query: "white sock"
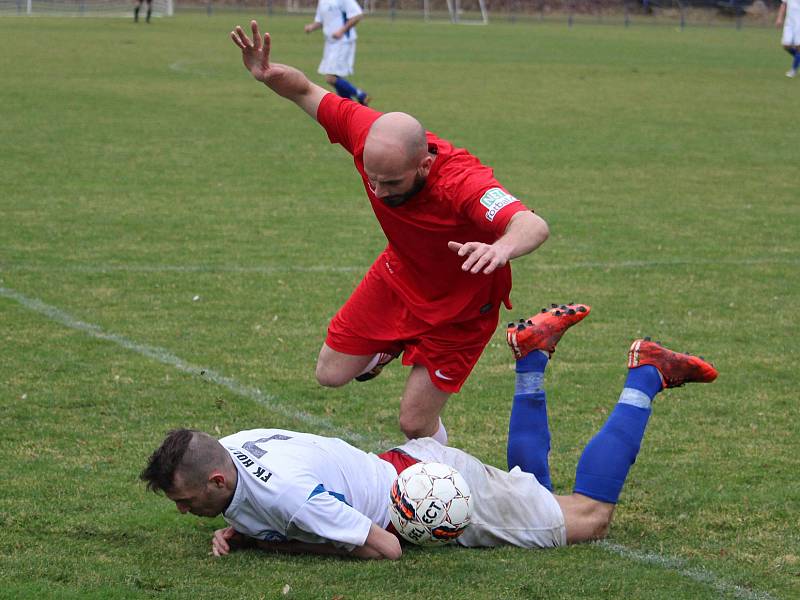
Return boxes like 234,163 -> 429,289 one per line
356,353 -> 381,377
430,418 -> 448,446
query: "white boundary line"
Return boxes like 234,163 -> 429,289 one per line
597,542 -> 777,600
0,284 -> 779,600
0,285 -> 396,450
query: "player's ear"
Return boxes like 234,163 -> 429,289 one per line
418,154 -> 434,177
209,472 -> 226,488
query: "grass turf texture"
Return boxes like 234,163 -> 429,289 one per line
1,12 -> 798,600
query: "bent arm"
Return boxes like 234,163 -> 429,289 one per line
333,14 -> 363,38
449,210 -> 549,275
249,525 -> 401,560
214,522 -> 401,560
260,64 -> 329,119
495,210 -> 549,261
349,524 -> 402,560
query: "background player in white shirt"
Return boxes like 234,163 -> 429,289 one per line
304,0 -> 370,104
776,0 -> 800,77
140,305 -> 717,559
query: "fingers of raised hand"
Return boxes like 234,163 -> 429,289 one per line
231,25 -> 253,50
250,20 -> 262,50
261,33 -> 271,66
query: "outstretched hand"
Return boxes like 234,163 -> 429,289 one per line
448,240 -> 512,275
230,20 -> 277,84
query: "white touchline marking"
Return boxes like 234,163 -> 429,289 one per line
168,59 -> 217,77
597,541 -> 777,600
0,285 -> 779,599
0,285 -> 397,450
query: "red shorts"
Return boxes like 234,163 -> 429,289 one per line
378,448 -> 421,474
378,449 -> 421,539
325,269 -> 500,393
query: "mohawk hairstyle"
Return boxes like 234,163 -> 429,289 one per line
140,429 -> 196,494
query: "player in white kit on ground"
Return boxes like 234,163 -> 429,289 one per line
140,304 -> 717,559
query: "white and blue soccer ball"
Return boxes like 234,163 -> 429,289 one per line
388,462 -> 472,545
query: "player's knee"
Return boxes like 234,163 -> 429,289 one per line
315,362 -> 350,388
561,494 -> 615,544
583,503 -> 614,542
588,510 -> 612,541
398,415 -> 435,440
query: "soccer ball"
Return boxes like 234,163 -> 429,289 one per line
388,462 -> 473,545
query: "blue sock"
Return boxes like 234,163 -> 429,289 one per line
786,47 -> 798,57
793,52 -> 800,70
572,365 -> 662,503
507,351 -> 553,491
333,77 -> 358,99
623,365 -> 662,402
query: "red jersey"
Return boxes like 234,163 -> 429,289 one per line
316,94 -> 531,326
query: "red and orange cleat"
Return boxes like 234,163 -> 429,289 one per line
628,338 -> 718,389
506,303 -> 591,360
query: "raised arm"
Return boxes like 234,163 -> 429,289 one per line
230,20 -> 328,120
448,211 -> 549,275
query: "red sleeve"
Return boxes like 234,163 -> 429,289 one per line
316,93 -> 382,156
455,171 -> 531,236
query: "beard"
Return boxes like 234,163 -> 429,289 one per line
380,174 -> 427,208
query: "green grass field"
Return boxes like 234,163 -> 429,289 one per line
1,12 -> 798,600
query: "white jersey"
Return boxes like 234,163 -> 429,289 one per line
220,429 -> 397,550
315,0 -> 362,42
784,0 -> 800,46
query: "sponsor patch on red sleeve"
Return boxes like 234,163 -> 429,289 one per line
479,187 -> 519,222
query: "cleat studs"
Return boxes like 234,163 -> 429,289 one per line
644,336 -> 651,341
507,322 -> 514,328
554,310 -> 562,316
526,319 -> 533,325
560,304 -> 567,309
517,323 -> 526,331
577,306 -> 586,312
567,308 -> 575,315
551,303 -> 558,308
540,308 -> 547,313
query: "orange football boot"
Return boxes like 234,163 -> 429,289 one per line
506,303 -> 591,360
627,338 -> 718,389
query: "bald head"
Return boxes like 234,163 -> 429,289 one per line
365,112 -> 428,171
363,113 -> 433,207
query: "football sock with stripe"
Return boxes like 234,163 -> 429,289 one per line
333,77 -> 358,100
793,52 -> 800,71
507,350 -> 553,491
573,365 -> 662,503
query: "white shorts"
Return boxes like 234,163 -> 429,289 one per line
783,14 -> 800,46
318,39 -> 356,77
396,438 -> 567,549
